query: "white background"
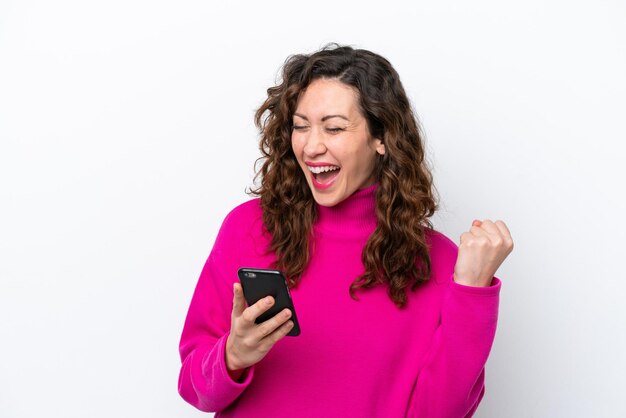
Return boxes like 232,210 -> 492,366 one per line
1,1 -> 625,417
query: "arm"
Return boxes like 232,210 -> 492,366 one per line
177,212 -> 255,412
409,274 -> 501,418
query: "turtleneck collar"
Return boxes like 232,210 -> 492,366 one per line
314,183 -> 378,237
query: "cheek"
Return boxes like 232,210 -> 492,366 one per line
291,134 -> 302,153
354,150 -> 377,178
291,137 -> 309,172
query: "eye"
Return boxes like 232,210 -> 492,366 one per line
326,128 -> 345,133
292,125 -> 308,131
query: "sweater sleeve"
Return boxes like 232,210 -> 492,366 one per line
177,209 -> 255,412
409,274 -> 502,418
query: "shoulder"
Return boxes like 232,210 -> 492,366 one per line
222,198 -> 263,226
424,227 -> 459,285
213,198 -> 264,250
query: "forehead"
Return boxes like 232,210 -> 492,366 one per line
294,78 -> 360,116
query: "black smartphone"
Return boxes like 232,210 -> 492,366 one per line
237,268 -> 301,336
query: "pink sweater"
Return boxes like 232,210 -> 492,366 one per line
178,184 -> 501,417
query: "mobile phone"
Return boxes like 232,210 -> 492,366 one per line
237,268 -> 301,336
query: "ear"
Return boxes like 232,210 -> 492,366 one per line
373,138 -> 385,155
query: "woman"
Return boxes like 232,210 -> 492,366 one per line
178,43 -> 513,417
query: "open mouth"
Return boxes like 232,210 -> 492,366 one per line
308,165 -> 340,188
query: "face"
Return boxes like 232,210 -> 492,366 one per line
291,78 -> 385,207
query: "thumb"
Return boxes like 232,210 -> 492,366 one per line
232,282 -> 246,316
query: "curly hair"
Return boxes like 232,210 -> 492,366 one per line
251,43 -> 439,308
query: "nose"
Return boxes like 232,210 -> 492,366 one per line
302,126 -> 327,157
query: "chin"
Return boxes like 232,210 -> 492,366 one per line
313,195 -> 339,207
309,184 -> 348,207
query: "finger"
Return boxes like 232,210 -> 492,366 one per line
459,231 -> 473,245
260,319 -> 295,348
255,308 -> 292,340
471,219 -> 502,245
472,219 -> 482,227
495,220 -> 514,251
232,283 -> 246,317
241,295 -> 275,324
477,219 -> 502,238
469,221 -> 490,238
494,220 -> 512,238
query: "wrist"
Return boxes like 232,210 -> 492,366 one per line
224,344 -> 247,382
225,338 -> 243,371
453,273 -> 492,287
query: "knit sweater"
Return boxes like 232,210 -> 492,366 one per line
178,184 -> 502,417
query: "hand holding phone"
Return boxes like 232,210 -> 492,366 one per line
238,268 -> 301,337
225,269 -> 300,375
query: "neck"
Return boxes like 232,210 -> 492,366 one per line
314,183 -> 378,237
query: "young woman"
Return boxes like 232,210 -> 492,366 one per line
178,44 -> 513,417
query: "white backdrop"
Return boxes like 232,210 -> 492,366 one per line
1,1 -> 625,417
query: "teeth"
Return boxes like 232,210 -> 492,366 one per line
307,165 -> 340,174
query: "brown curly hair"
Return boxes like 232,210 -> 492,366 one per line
251,43 -> 439,308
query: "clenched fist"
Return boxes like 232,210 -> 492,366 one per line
453,219 -> 514,287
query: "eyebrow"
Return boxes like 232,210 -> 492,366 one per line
293,113 -> 350,122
